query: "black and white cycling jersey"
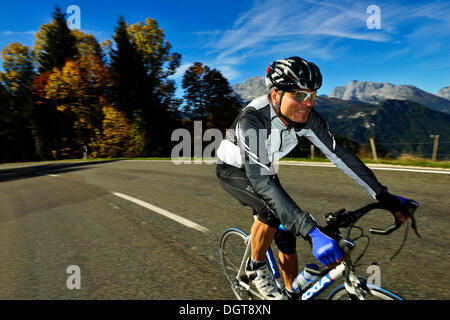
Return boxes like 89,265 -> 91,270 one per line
216,95 -> 384,237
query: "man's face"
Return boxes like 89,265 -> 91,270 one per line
273,89 -> 316,123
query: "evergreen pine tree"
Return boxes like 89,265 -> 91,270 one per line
203,68 -> 241,132
109,16 -> 176,156
182,62 -> 241,134
109,16 -> 148,121
36,6 -> 78,72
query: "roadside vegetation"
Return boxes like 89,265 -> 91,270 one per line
2,154 -> 449,169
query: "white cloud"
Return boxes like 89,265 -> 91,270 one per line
170,61 -> 241,83
196,0 -> 396,76
171,62 -> 194,80
214,65 -> 240,81
379,1 -> 450,61
209,0 -> 391,57
195,0 -> 449,74
82,29 -> 108,41
0,30 -> 36,36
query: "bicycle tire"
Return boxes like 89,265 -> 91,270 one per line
327,283 -> 404,300
219,228 -> 254,300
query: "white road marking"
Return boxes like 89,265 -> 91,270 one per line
122,159 -> 450,174
36,172 -> 59,177
367,167 -> 450,174
279,161 -> 450,174
111,192 -> 209,233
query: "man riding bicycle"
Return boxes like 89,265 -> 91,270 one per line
216,56 -> 414,300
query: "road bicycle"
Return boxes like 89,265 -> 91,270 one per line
219,201 -> 420,300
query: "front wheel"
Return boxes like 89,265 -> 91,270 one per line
327,283 -> 404,300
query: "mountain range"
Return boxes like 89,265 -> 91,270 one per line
329,81 -> 450,114
232,77 -> 450,114
231,78 -> 450,159
320,99 -> 450,159
437,86 -> 450,100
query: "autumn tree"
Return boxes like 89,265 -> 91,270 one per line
71,29 -> 104,61
1,8 -> 185,161
92,105 -> 140,158
45,54 -> 111,153
128,18 -> 182,116
31,7 -> 111,159
129,18 -> 183,156
182,62 -> 241,133
0,82 -> 14,162
29,7 -> 81,159
0,43 -> 36,161
108,17 -> 182,156
1,43 -> 35,92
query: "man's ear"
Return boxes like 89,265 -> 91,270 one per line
270,89 -> 279,105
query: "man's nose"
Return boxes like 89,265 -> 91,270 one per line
301,98 -> 314,108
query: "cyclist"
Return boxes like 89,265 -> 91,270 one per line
216,56 -> 414,300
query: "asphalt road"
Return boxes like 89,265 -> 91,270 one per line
0,160 -> 448,300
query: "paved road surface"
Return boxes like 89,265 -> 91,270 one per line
0,160 -> 448,299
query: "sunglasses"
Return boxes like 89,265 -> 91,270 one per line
289,90 -> 317,103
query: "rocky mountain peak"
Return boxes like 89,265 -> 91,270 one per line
231,78 -> 449,114
328,80 -> 449,113
437,86 -> 450,100
231,77 -> 268,104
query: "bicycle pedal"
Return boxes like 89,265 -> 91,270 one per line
240,274 -> 250,283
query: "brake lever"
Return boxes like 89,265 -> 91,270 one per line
410,212 -> 421,238
405,200 -> 421,238
370,200 -> 420,237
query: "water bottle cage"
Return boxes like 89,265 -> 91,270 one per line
304,266 -> 323,276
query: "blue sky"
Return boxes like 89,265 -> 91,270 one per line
0,0 -> 449,97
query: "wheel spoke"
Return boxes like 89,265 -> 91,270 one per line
219,229 -> 253,300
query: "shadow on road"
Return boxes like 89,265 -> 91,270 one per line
0,160 -> 120,183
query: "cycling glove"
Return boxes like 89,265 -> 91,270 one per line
309,227 -> 343,267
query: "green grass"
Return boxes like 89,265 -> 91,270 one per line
360,158 -> 450,168
2,156 -> 450,169
282,156 -> 450,169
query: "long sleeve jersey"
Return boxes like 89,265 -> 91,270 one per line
216,95 -> 384,237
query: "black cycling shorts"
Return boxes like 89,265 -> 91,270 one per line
216,163 -> 296,255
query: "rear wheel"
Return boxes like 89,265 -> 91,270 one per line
219,228 -> 254,300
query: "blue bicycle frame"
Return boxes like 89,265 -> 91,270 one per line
265,247 -> 345,300
237,202 -> 411,300
264,224 -> 345,300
